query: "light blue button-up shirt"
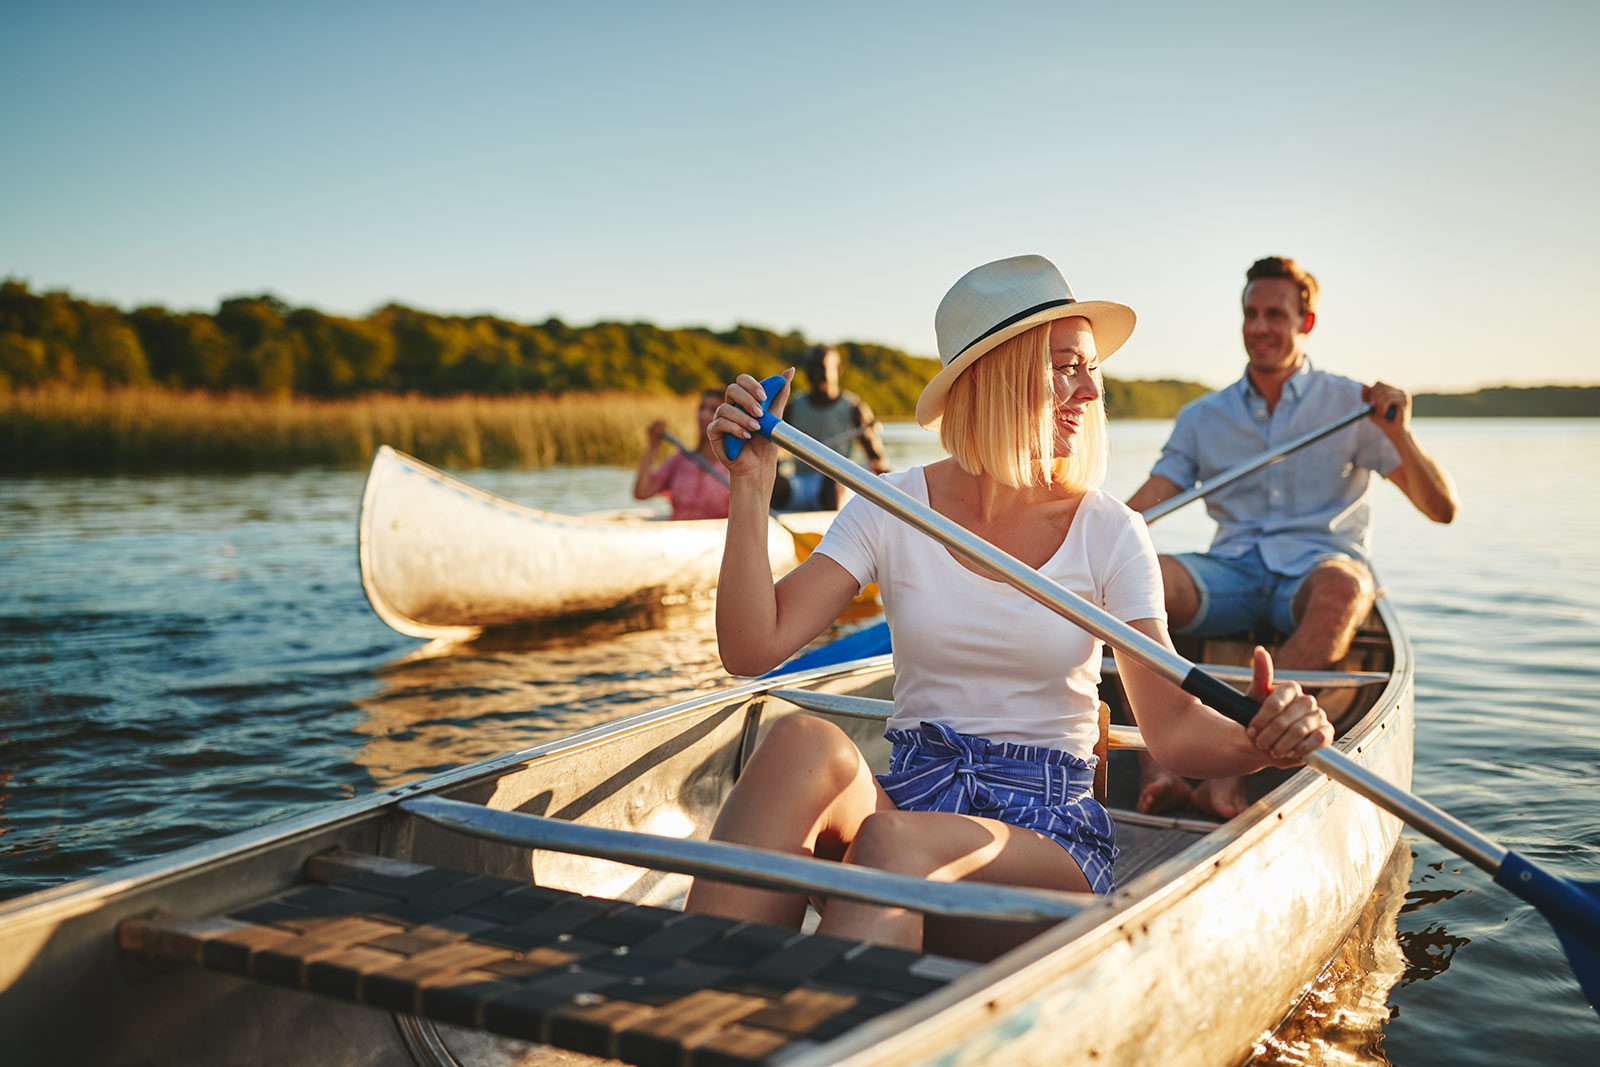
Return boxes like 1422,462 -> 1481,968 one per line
1149,361 -> 1401,574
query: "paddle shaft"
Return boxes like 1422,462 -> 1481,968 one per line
1142,404 -> 1379,523
400,795 -> 1082,923
662,428 -> 832,566
661,430 -> 731,487
666,425 -> 866,488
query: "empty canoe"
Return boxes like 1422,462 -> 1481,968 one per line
359,445 -> 836,640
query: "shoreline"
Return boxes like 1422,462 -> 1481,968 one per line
2,386 -> 690,474
6,385 -> 1596,475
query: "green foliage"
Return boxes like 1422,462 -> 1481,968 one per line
0,280 -> 912,406
1414,386 -> 1600,417
1102,378 -> 1210,420
0,278 -> 1226,421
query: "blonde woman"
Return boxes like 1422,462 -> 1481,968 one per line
687,255 -> 1333,960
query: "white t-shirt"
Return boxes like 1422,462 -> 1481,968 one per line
815,466 -> 1166,759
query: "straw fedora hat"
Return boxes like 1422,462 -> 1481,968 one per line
915,255 -> 1136,429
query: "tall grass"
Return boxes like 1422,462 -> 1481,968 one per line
0,386 -> 699,473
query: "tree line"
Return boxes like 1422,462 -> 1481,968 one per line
0,280 -> 1219,418
6,279 -> 1588,420
0,280 -> 940,415
1414,386 -> 1600,417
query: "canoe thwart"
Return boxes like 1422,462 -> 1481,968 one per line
398,795 -> 1089,923
117,850 -> 976,1066
1097,655 -> 1390,689
769,688 -> 1149,751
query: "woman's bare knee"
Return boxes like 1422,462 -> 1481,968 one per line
844,811 -> 947,878
713,713 -> 880,859
747,714 -> 863,790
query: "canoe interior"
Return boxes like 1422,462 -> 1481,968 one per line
0,607 -> 1408,1067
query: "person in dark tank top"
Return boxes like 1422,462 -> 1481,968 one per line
780,344 -> 890,509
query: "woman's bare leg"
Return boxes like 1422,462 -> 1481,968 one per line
817,809 -> 1090,955
684,714 -> 891,927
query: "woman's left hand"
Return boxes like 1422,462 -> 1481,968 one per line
1244,646 -> 1333,768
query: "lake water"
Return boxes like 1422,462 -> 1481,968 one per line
2,419 -> 1597,1064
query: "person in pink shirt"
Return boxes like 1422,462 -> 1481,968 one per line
633,389 -> 732,520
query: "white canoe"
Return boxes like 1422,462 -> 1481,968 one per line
0,603 -> 1413,1066
359,445 -> 836,640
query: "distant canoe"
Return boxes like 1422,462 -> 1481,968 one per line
359,445 -> 836,640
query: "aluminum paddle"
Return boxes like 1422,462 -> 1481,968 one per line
1142,403 -> 1388,523
725,372 -> 1600,1011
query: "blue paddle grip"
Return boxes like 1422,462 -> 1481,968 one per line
722,374 -> 789,461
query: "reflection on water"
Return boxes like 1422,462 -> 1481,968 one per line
1253,844 -> 1413,1067
352,600 -> 883,789
1396,921 -> 1473,990
353,601 -> 731,788
1394,860 -> 1475,988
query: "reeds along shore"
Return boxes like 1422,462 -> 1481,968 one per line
1,386 -> 697,473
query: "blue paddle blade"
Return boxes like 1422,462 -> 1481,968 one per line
721,373 -> 789,461
1494,851 -> 1600,1012
1552,908 -> 1600,1012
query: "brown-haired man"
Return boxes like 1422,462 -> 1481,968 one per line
1126,256 -> 1458,817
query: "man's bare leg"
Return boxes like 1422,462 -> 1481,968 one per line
1189,558 -> 1374,818
1276,557 -> 1376,671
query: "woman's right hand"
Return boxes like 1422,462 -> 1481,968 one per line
709,369 -> 793,474
1244,646 -> 1334,768
645,419 -> 667,449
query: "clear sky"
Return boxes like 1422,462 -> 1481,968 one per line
4,1 -> 1596,392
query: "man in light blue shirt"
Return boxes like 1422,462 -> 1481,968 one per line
1126,256 -> 1458,817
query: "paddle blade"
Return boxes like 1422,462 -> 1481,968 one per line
1494,850 -> 1600,1012
1552,909 -> 1600,1012
766,620 -> 892,676
722,373 -> 789,461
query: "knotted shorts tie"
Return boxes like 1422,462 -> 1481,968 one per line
876,720 -> 1118,895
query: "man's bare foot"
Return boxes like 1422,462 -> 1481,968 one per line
1190,776 -> 1250,819
1137,754 -> 1193,813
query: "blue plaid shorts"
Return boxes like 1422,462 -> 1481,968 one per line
876,720 -> 1118,895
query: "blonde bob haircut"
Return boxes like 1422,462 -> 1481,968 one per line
938,320 -> 1108,491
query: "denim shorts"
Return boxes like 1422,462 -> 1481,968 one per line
1169,545 -> 1349,636
875,720 -> 1118,895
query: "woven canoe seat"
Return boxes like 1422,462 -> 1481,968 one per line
118,851 -> 976,1066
